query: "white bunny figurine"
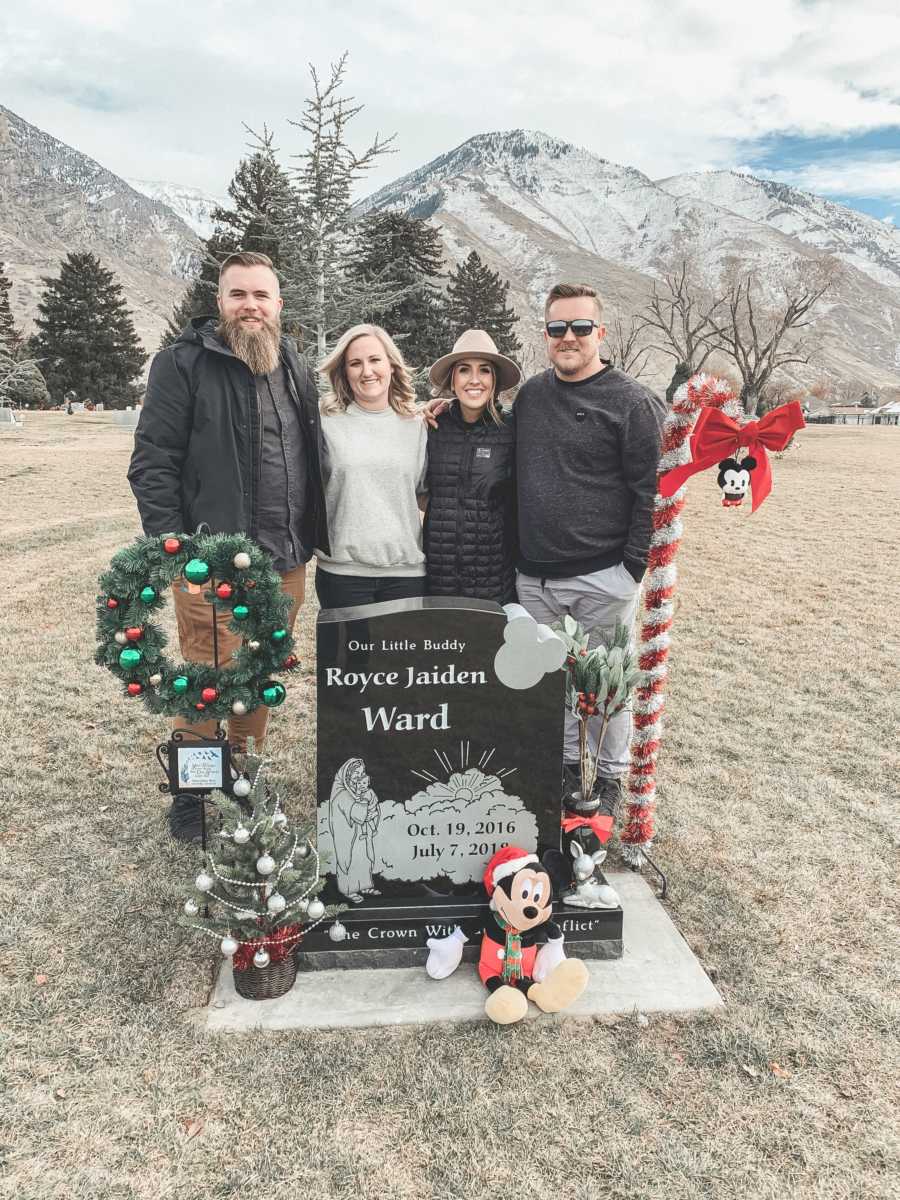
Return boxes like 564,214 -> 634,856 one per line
562,839 -> 621,910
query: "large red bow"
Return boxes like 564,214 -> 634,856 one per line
658,400 -> 805,512
561,812 -> 614,844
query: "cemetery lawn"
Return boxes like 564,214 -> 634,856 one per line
3,412 -> 898,1200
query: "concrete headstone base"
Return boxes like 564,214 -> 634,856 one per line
205,872 -> 723,1032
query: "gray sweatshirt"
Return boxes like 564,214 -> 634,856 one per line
515,366 -> 665,581
315,404 -> 428,578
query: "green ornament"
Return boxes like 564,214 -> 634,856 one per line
270,628 -> 288,643
184,558 -> 210,585
260,681 -> 286,707
119,647 -> 142,669
139,585 -> 157,604
172,675 -> 189,694
232,604 -> 250,621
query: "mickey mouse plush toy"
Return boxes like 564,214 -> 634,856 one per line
425,846 -> 589,1025
717,456 -> 757,507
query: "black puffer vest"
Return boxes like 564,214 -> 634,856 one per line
424,404 -> 516,604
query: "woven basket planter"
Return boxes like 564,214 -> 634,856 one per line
232,953 -> 297,1001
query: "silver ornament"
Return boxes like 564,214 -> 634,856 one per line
256,854 -> 275,876
233,551 -> 251,570
296,842 -> 310,859
273,812 -> 288,829
233,825 -> 250,845
220,935 -> 239,957
114,631 -> 128,645
232,776 -> 252,798
148,673 -> 162,687
328,920 -> 348,943
183,898 -> 199,916
307,898 -> 325,920
231,700 -> 247,716
252,947 -> 270,968
194,872 -> 213,892
248,640 -> 261,652
266,893 -> 287,914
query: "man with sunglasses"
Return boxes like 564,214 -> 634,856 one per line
514,282 -> 665,819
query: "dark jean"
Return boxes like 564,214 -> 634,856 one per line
314,568 -> 426,610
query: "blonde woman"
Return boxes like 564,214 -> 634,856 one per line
424,329 -> 520,603
315,324 -> 428,608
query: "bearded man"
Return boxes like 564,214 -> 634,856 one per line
129,252 -> 328,823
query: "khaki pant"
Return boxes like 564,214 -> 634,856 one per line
171,563 -> 307,752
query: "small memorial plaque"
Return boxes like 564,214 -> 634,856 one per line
166,736 -> 229,793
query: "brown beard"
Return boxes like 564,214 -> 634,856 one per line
218,314 -> 282,376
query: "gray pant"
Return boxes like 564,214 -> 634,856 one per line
516,565 -> 641,774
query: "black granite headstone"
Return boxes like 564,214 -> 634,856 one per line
304,597 -> 622,968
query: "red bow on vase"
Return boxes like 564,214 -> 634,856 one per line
658,400 -> 806,512
561,813 -> 614,844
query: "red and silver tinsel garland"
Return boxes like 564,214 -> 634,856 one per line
620,374 -> 742,866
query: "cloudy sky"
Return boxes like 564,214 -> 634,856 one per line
2,0 -> 899,220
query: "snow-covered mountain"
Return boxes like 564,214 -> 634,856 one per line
0,105 -> 201,350
657,170 -> 900,292
363,130 -> 900,393
127,179 -> 228,240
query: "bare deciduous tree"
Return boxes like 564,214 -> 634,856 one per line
719,262 -> 836,415
604,314 -> 652,379
640,260 -> 727,402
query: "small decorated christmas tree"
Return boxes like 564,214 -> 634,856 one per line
555,617 -> 642,808
180,755 -> 344,997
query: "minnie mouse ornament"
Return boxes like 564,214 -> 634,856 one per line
425,846 -> 589,1025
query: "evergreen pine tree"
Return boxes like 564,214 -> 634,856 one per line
346,211 -> 450,379
445,251 -> 522,357
179,755 -> 345,970
33,252 -> 147,408
0,263 -> 22,356
160,135 -> 292,349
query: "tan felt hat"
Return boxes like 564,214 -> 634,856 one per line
428,328 -> 522,394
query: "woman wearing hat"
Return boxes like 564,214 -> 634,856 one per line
424,330 -> 521,604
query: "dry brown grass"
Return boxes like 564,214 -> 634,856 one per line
2,413 -> 898,1200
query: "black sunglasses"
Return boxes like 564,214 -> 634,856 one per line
545,319 -> 599,338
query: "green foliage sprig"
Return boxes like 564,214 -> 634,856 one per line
555,616 -> 642,801
95,532 -> 298,722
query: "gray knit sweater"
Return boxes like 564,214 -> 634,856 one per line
515,366 -> 665,580
315,404 -> 428,578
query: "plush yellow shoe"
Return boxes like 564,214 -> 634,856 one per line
527,957 -> 589,1013
485,985 -> 529,1025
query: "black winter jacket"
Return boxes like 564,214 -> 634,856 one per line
128,319 -> 329,557
424,404 -> 516,604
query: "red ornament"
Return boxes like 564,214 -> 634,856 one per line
195,702 -> 206,712
106,598 -> 119,610
215,582 -> 234,600
201,687 -> 218,703
282,654 -> 299,670
163,537 -> 181,554
127,682 -> 143,696
125,626 -> 143,641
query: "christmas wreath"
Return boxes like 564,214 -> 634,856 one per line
95,532 -> 298,722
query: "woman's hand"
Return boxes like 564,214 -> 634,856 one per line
422,397 -> 450,429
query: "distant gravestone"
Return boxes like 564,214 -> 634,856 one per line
303,597 -> 623,968
0,407 -> 22,429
